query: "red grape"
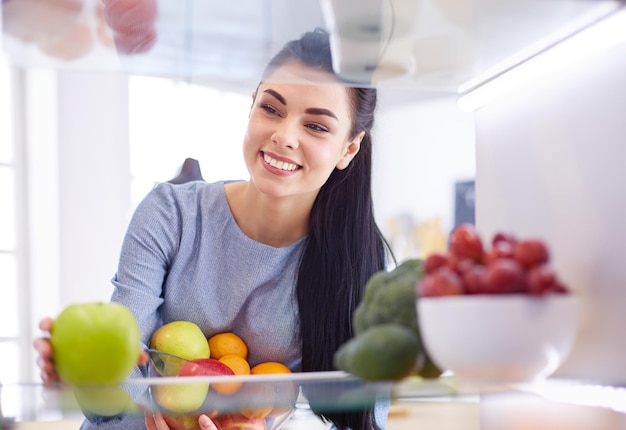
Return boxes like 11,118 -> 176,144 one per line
483,241 -> 514,266
446,253 -> 475,275
463,265 -> 487,294
424,253 -> 448,275
526,264 -> 557,295
484,259 -> 526,294
492,231 -> 518,247
418,268 -> 464,297
450,224 -> 484,263
513,239 -> 550,269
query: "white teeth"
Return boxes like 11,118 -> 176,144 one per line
263,153 -> 299,171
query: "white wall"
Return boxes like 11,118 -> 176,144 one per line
475,25 -> 626,381
373,92 -> 475,260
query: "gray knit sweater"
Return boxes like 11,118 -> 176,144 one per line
79,180 -> 388,429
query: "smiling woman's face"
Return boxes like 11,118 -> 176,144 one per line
242,60 -> 362,202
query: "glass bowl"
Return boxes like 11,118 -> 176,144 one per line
146,350 -> 298,430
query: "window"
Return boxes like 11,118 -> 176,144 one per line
128,76 -> 251,209
0,55 -> 21,384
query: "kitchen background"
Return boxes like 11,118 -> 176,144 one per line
2,2 -> 626,423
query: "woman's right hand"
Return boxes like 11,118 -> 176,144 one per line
33,317 -> 59,384
33,317 -> 150,384
145,412 -> 217,430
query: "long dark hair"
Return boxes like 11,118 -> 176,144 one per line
265,29 -> 391,429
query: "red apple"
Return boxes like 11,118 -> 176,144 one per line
179,358 -> 235,377
179,358 -> 238,397
214,414 -> 266,430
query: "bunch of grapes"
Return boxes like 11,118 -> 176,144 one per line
417,224 -> 570,297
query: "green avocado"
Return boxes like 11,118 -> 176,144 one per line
334,324 -> 421,381
350,258 -> 443,379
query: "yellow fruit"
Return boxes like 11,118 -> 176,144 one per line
250,361 -> 291,375
208,332 -> 248,360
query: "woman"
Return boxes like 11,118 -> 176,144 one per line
34,28 -> 392,430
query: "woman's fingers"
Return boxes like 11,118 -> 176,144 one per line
145,412 -> 157,430
39,317 -> 54,332
33,337 -> 53,359
145,412 -> 217,430
138,350 -> 150,366
198,414 -> 218,430
146,412 -> 173,430
33,336 -> 60,384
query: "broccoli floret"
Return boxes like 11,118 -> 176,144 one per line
354,259 -> 424,336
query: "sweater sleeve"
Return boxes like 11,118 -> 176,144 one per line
110,183 -> 183,348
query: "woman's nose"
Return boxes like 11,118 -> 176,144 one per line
272,119 -> 299,149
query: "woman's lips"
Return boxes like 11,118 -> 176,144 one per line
261,151 -> 302,174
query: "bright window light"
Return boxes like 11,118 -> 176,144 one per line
128,77 -> 251,207
0,55 -> 13,163
457,5 -> 626,112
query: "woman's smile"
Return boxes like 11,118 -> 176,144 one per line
261,151 -> 302,174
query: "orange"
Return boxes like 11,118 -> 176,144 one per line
247,361 -> 293,418
212,354 -> 250,396
219,354 -> 251,376
208,332 -> 248,360
238,385 -> 275,419
250,361 -> 292,375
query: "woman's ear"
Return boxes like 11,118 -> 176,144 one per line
336,131 -> 365,170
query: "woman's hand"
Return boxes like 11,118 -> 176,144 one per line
33,317 -> 59,384
33,317 -> 150,384
145,412 -> 218,430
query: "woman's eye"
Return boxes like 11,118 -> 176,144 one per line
306,123 -> 329,133
261,104 -> 279,115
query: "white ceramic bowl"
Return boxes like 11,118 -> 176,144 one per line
417,294 -> 580,384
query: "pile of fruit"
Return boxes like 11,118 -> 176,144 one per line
417,224 -> 570,297
333,259 -> 442,381
149,322 -> 293,430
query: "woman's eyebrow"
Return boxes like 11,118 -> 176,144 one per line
263,89 -> 338,121
263,89 -> 286,105
305,107 -> 338,121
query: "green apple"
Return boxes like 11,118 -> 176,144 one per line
50,302 -> 141,385
153,380 -> 209,414
149,321 -> 210,361
73,384 -> 139,417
